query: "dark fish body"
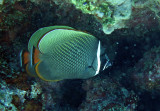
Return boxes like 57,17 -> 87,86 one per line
20,26 -> 110,81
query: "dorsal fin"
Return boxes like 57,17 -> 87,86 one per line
28,26 -> 75,51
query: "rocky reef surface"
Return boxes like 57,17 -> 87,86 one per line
0,0 -> 160,111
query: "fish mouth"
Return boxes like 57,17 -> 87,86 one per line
103,54 -> 112,70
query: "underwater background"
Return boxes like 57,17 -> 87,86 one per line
0,0 -> 160,111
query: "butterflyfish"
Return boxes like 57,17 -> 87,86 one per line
20,26 -> 111,81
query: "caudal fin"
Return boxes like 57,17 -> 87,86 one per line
20,50 -> 29,67
33,47 -> 40,65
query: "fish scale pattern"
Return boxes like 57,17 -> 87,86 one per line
38,29 -> 99,80
52,34 -> 97,77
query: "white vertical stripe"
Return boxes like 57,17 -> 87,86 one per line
95,41 -> 101,75
19,50 -> 23,67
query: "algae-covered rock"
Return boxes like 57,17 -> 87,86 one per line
132,46 -> 160,93
70,0 -> 132,34
0,0 -> 4,5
